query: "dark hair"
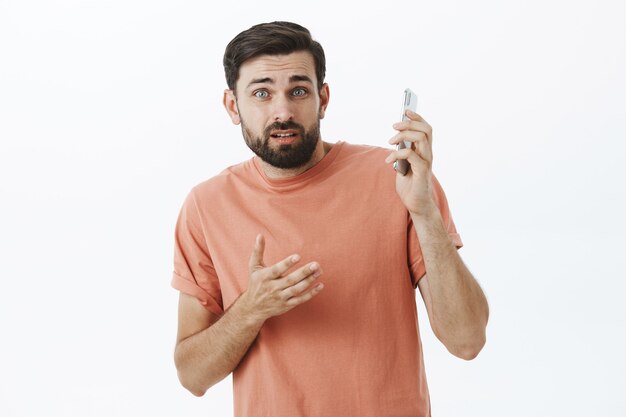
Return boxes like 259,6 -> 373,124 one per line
223,21 -> 326,94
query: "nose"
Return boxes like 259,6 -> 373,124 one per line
271,94 -> 295,122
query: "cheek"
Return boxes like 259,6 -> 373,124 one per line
241,105 -> 267,124
241,113 -> 268,135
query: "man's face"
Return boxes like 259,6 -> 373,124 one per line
224,51 -> 329,169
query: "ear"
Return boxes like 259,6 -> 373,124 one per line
318,83 -> 330,120
223,89 -> 241,125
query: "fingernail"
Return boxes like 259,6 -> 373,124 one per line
292,255 -> 301,262
310,263 -> 318,272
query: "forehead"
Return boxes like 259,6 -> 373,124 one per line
238,51 -> 316,88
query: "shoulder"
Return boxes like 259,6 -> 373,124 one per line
187,158 -> 255,203
335,141 -> 392,168
334,141 -> 394,177
338,142 -> 391,160
323,142 -> 398,197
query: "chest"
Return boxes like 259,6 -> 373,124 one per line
201,174 -> 411,309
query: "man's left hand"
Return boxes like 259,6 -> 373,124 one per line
385,110 -> 436,217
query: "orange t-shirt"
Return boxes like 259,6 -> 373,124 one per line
172,141 -> 462,417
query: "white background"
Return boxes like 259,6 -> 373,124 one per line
1,0 -> 625,416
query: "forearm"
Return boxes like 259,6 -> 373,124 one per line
411,207 -> 489,358
174,295 -> 265,396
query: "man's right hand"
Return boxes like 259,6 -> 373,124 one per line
241,234 -> 324,322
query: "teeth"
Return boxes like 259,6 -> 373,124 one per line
274,133 -> 295,137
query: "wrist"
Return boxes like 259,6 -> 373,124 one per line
409,202 -> 440,223
235,291 -> 267,327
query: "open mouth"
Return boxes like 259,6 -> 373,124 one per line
270,130 -> 299,144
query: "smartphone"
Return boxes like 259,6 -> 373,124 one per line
393,88 -> 418,175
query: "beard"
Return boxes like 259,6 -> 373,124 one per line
241,118 -> 321,169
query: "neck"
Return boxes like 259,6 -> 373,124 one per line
259,140 -> 332,179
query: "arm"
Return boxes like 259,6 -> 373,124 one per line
174,292 -> 264,396
412,209 -> 489,360
386,110 -> 488,360
173,234 -> 324,396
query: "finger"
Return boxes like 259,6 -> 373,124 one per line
385,147 -> 430,166
403,109 -> 426,123
391,120 -> 432,144
266,253 -> 302,279
392,120 -> 430,133
285,282 -> 324,307
248,234 -> 266,272
385,141 -> 428,163
392,148 -> 422,164
280,269 -> 321,299
416,137 -> 433,163
388,130 -> 429,146
276,262 -> 321,291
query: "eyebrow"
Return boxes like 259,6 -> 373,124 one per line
246,74 -> 314,90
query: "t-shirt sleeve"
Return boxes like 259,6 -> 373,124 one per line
171,189 -> 224,316
408,174 -> 463,288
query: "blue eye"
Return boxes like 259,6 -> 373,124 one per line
292,88 -> 307,97
254,90 -> 269,98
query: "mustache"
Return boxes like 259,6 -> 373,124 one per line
263,121 -> 306,138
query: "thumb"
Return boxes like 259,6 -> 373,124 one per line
248,233 -> 265,273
